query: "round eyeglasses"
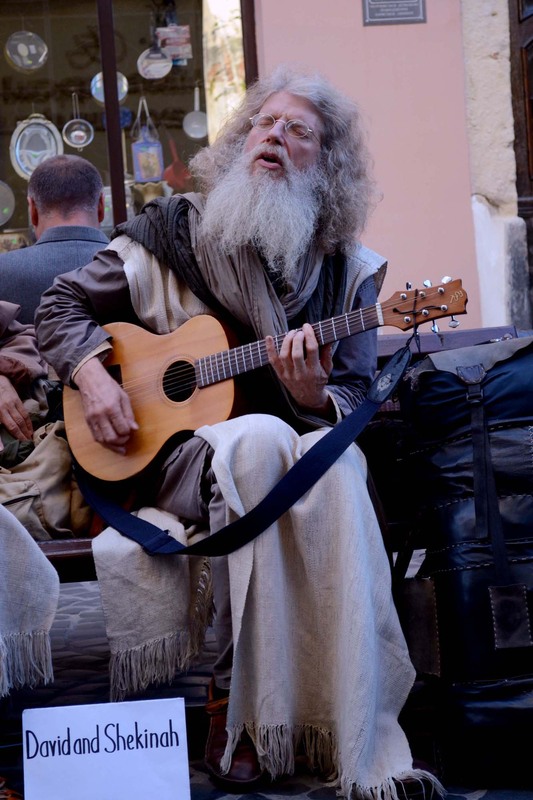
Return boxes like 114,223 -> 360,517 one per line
249,113 -> 319,141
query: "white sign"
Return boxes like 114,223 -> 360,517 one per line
23,697 -> 190,800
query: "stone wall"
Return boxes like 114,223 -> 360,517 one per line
461,0 -> 531,327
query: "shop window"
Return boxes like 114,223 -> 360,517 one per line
0,0 -> 256,251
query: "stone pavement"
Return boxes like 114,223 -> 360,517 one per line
1,582 -> 531,799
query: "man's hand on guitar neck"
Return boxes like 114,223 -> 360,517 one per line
74,357 -> 139,454
266,323 -> 336,420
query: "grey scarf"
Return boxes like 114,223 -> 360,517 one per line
114,193 -> 346,336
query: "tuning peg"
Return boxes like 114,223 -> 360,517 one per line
441,276 -> 452,284
405,281 -> 412,290
449,316 -> 460,328
423,279 -> 432,288
431,321 -> 440,334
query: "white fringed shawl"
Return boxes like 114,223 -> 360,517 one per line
196,414 -> 441,800
0,504 -> 59,696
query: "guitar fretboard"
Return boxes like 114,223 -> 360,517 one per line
195,303 -> 383,388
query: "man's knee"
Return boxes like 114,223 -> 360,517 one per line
235,414 -> 301,470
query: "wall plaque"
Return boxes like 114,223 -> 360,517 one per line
363,0 -> 426,26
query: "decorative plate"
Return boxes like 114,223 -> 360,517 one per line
137,46 -> 173,80
90,72 -> 129,106
5,31 -> 48,72
0,182 -> 15,226
9,113 -> 63,180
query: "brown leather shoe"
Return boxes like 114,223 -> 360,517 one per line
0,776 -> 23,799
204,680 -> 265,792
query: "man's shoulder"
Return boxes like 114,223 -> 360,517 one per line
346,244 -> 388,296
0,226 -> 109,265
37,226 -> 109,247
349,244 -> 387,272
0,243 -> 38,265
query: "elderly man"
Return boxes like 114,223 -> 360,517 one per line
0,154 -> 108,324
36,66 -> 442,799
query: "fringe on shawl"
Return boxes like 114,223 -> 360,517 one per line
109,557 -> 213,701
221,724 -> 445,800
221,723 -> 338,780
349,770 -> 446,800
0,631 -> 54,697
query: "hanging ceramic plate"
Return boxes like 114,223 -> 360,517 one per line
5,31 -> 48,73
9,113 -> 63,180
0,182 -> 15,227
90,72 -> 129,106
137,46 -> 173,80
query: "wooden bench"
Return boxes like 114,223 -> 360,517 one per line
36,324 -> 521,582
39,538 -> 97,582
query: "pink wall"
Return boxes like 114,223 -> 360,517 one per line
253,0 -> 482,330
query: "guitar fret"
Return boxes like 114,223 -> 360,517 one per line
216,354 -> 223,382
198,358 -> 207,388
343,313 -> 350,338
359,308 -> 365,331
208,355 -> 215,384
230,348 -> 238,376
207,355 -> 214,385
254,340 -> 262,368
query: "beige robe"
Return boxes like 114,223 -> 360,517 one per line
91,230 -> 443,799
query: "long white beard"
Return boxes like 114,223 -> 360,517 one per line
200,144 -> 325,281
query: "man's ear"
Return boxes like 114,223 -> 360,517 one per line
28,196 -> 39,227
97,192 -> 105,224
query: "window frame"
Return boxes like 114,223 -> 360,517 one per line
95,0 -> 257,226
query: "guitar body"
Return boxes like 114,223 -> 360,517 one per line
63,316 -> 236,482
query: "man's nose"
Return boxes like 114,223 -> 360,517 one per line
265,119 -> 286,142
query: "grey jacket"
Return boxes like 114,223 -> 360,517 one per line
0,226 -> 109,324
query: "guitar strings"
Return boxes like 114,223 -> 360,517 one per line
108,299 -> 419,402
108,296 -> 428,403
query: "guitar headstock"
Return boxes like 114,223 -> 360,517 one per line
381,278 -> 468,331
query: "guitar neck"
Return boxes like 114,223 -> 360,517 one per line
195,303 -> 383,388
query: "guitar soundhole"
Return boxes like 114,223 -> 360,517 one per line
162,360 -> 196,403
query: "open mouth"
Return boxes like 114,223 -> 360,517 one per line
255,149 -> 283,166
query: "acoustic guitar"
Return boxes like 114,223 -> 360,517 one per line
63,279 -> 468,481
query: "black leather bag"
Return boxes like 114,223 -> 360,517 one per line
394,335 -> 533,785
